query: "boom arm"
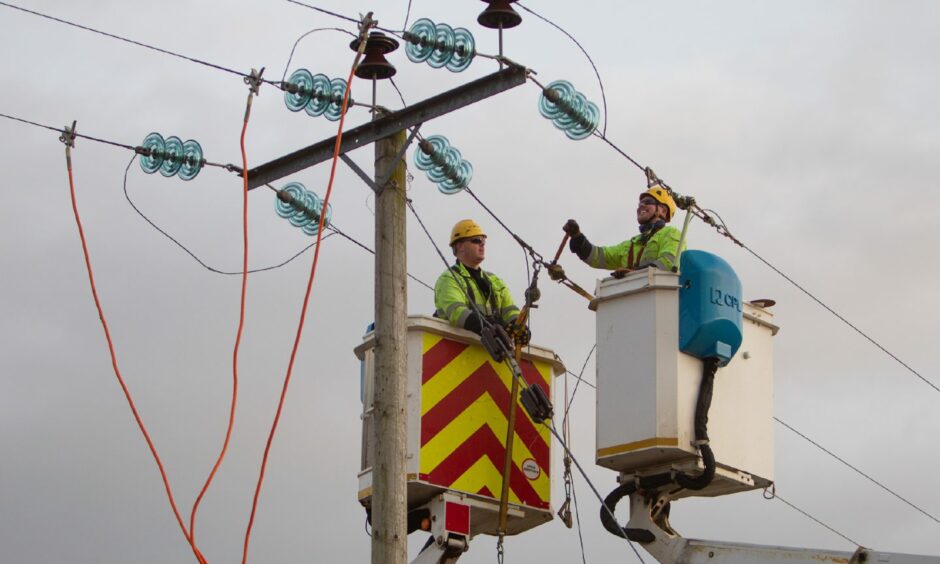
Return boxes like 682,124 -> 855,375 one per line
624,491 -> 940,564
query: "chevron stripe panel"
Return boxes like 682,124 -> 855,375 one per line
419,333 -> 552,509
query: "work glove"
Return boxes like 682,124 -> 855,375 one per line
546,263 -> 566,281
610,268 -> 632,279
563,219 -> 581,237
506,322 -> 531,347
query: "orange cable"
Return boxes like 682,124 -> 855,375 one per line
240,48 -> 366,564
64,147 -> 205,562
188,94 -> 255,562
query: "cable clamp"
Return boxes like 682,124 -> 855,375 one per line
692,439 -> 710,447
59,120 -> 77,148
244,67 -> 265,96
357,11 -> 376,41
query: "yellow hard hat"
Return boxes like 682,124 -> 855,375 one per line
641,186 -> 677,221
450,219 -> 486,245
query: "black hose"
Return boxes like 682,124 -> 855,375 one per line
600,357 -> 721,539
676,357 -> 719,490
599,473 -> 672,540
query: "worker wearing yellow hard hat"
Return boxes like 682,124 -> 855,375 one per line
563,186 -> 685,276
434,219 -> 528,343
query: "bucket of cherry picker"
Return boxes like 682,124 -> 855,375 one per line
593,251 -> 777,499
355,315 -> 565,536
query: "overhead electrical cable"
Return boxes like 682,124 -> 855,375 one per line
280,27 -> 359,83
564,345 -> 596,421
559,98 -> 938,395
58,127 -> 206,563
775,417 -> 940,525
0,1 -> 265,82
768,488 -> 861,547
401,0 -> 414,32
1,111 -> 240,172
123,156 -> 336,274
241,27 -> 370,563
283,0 -> 403,36
516,2 -> 608,136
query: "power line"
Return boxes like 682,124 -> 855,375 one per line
328,224 -> 435,292
284,0 -> 360,25
583,114 -> 936,395
0,1 -> 254,81
544,422 -> 646,563
516,2 -> 608,136
284,0 -> 402,36
744,243 -> 937,394
1,111 -> 239,171
280,27 -> 359,83
555,344 -> 938,536
401,0 -> 414,32
564,345 -> 596,422
123,156 -> 336,275
775,417 -> 939,525
769,489 -> 860,547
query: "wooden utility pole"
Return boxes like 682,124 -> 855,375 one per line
371,125 -> 408,564
239,66 -> 527,564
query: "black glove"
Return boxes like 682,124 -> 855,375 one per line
568,232 -> 592,260
506,322 -> 531,347
563,219 -> 581,237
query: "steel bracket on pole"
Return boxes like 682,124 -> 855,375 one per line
244,65 -> 527,189
341,124 -> 422,195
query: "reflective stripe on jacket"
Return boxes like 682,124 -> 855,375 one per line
584,225 -> 684,271
434,262 -> 520,330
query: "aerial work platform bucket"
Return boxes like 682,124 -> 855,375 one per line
593,262 -> 777,499
355,315 -> 565,536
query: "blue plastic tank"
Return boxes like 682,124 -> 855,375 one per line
678,251 -> 743,366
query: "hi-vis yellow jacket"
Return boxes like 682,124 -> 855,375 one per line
434,262 -> 520,331
582,225 -> 684,271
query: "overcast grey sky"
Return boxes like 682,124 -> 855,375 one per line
2,1 -> 939,562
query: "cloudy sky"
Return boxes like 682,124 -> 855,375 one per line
2,1 -> 939,562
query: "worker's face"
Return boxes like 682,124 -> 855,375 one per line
455,236 -> 486,267
637,196 -> 661,224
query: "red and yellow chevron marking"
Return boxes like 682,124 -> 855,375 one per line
419,333 -> 553,510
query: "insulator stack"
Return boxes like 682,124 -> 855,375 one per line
413,135 -> 473,194
138,132 -> 205,180
538,80 -> 600,140
404,18 -> 476,73
274,181 -> 332,236
351,32 -> 399,80
477,0 -> 522,29
282,69 -> 351,121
